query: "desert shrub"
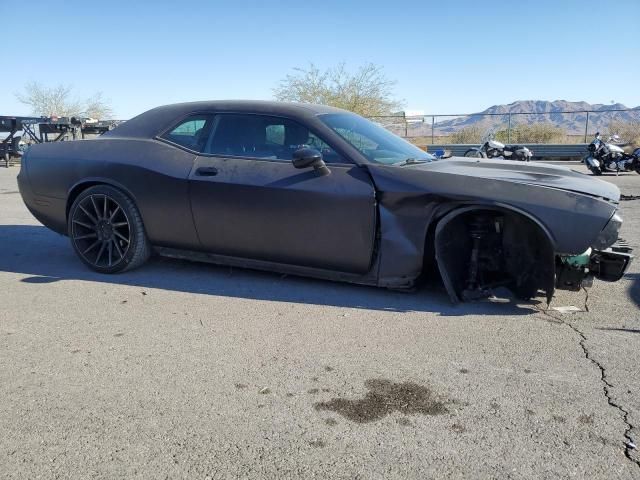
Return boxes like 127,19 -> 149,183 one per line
514,124 -> 565,143
449,123 -> 566,144
494,129 -> 509,143
493,123 -> 566,144
449,125 -> 485,144
606,120 -> 640,146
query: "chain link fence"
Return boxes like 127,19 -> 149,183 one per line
369,108 -> 640,147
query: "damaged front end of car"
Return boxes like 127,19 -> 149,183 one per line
435,207 -> 633,304
435,207 -> 557,303
556,213 -> 633,291
367,158 -> 633,304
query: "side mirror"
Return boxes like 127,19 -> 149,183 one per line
292,148 -> 330,176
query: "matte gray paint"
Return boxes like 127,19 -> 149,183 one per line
18,100 -> 623,294
189,155 -> 376,273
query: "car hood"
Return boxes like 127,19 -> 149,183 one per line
402,157 -> 620,202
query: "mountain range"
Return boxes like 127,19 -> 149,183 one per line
405,100 -> 640,136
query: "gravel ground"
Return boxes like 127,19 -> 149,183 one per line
0,163 -> 639,479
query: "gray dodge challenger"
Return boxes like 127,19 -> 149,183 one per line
18,100 -> 632,303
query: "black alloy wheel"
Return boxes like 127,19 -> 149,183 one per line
68,185 -> 150,273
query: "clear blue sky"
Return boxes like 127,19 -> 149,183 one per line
2,0 -> 638,119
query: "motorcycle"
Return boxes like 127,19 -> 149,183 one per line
583,132 -> 640,175
464,133 -> 533,161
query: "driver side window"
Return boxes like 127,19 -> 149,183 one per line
202,114 -> 346,163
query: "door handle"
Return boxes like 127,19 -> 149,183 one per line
196,166 -> 218,176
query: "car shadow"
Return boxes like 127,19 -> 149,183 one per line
0,224 -> 537,316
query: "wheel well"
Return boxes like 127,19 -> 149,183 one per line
66,182 -> 112,220
430,206 -> 555,303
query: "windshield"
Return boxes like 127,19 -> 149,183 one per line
319,113 -> 433,165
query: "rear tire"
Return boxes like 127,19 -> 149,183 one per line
590,167 -> 602,176
68,185 -> 150,273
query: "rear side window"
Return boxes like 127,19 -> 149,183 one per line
161,115 -> 213,151
202,114 -> 346,163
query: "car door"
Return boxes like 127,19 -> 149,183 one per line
188,112 -> 377,274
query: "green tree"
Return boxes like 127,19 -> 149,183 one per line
274,63 -> 403,117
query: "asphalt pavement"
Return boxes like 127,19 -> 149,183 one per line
1,163 -> 639,479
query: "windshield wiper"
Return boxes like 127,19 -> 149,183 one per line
393,157 -> 427,166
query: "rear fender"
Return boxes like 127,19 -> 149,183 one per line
66,177 -> 139,220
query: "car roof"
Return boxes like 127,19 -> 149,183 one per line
157,100 -> 347,115
104,100 -> 350,139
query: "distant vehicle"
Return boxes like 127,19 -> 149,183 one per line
18,101 -> 631,303
464,133 -> 533,162
430,148 -> 452,159
583,132 -> 640,175
0,136 -> 27,167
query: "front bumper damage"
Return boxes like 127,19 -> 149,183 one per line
556,240 -> 633,291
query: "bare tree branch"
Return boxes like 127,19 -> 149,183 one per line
15,82 -> 113,119
84,92 -> 113,119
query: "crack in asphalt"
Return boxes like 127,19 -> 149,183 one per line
536,306 -> 640,469
569,322 -> 640,469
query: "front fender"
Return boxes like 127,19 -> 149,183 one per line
584,156 -> 600,168
434,206 -> 556,303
